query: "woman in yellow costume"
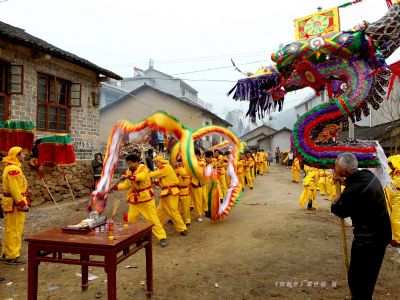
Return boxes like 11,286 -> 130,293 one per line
113,153 -> 168,247
291,157 -> 301,183
150,156 -> 188,235
263,150 -> 269,173
249,152 -> 256,180
174,159 -> 192,226
298,170 -> 318,210
214,149 -> 228,198
318,169 -> 329,196
191,149 -> 206,222
237,154 -> 245,191
244,151 -> 254,190
387,155 -> 400,247
1,147 -> 30,264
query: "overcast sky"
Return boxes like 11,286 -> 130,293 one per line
1,0 -> 399,121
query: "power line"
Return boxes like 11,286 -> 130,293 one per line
102,50 -> 272,67
171,60 -> 269,76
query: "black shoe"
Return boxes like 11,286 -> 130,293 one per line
186,223 -> 191,227
242,188 -> 244,192
250,187 -> 253,190
0,277 -> 4,283
180,230 -> 188,236
160,239 -> 168,247
5,257 -> 26,265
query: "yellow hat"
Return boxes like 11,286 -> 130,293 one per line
2,146 -> 23,166
153,156 -> 169,164
388,155 -> 400,170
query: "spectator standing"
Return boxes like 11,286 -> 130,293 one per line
275,147 -> 281,164
145,149 -> 155,171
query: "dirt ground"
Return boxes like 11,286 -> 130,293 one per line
1,164 -> 400,300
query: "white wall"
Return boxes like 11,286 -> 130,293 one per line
271,131 -> 292,151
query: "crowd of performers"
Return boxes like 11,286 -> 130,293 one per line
293,152 -> 400,248
111,148 -> 270,247
295,160 -> 339,211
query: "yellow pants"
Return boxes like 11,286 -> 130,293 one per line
128,200 -> 166,240
191,186 -> 203,218
298,187 -> 317,209
3,207 -> 26,259
391,191 -> 400,244
157,194 -> 187,233
264,162 -> 269,173
328,183 -> 337,201
202,184 -> 209,212
179,194 -> 191,225
319,181 -> 327,195
251,167 -> 256,180
218,174 -> 227,198
292,171 -> 300,183
238,173 -> 245,190
245,171 -> 253,188
258,164 -> 264,175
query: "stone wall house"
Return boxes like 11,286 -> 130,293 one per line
0,21 -> 121,202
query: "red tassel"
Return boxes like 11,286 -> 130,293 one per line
387,74 -> 396,101
386,0 -> 393,8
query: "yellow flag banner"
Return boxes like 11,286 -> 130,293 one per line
294,7 -> 340,40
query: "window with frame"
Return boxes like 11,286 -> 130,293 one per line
0,60 -> 24,121
0,61 -> 9,121
37,73 -> 71,131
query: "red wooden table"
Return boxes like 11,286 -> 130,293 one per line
25,222 -> 153,300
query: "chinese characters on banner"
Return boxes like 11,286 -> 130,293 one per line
294,7 -> 340,40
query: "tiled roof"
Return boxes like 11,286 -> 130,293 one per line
0,21 -> 122,80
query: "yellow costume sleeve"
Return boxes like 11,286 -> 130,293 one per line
149,166 -> 168,179
7,170 -> 27,206
134,165 -> 149,182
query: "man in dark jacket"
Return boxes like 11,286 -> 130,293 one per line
331,153 -> 392,300
145,149 -> 155,171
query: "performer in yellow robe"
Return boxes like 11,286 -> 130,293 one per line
175,159 -> 192,226
256,151 -> 264,175
199,155 -> 209,214
244,151 -> 254,189
387,155 -> 400,247
237,155 -> 245,191
214,149 -> 228,198
263,151 -> 269,173
191,149 -> 205,221
318,169 -> 329,196
150,156 -> 187,235
326,170 -> 335,201
114,153 -> 168,247
298,171 -> 318,210
292,157 -> 300,183
1,147 -> 30,264
249,152 -> 256,181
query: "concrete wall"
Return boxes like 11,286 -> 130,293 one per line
0,40 -> 101,160
100,84 -> 128,109
241,126 -> 277,142
271,131 -> 292,151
